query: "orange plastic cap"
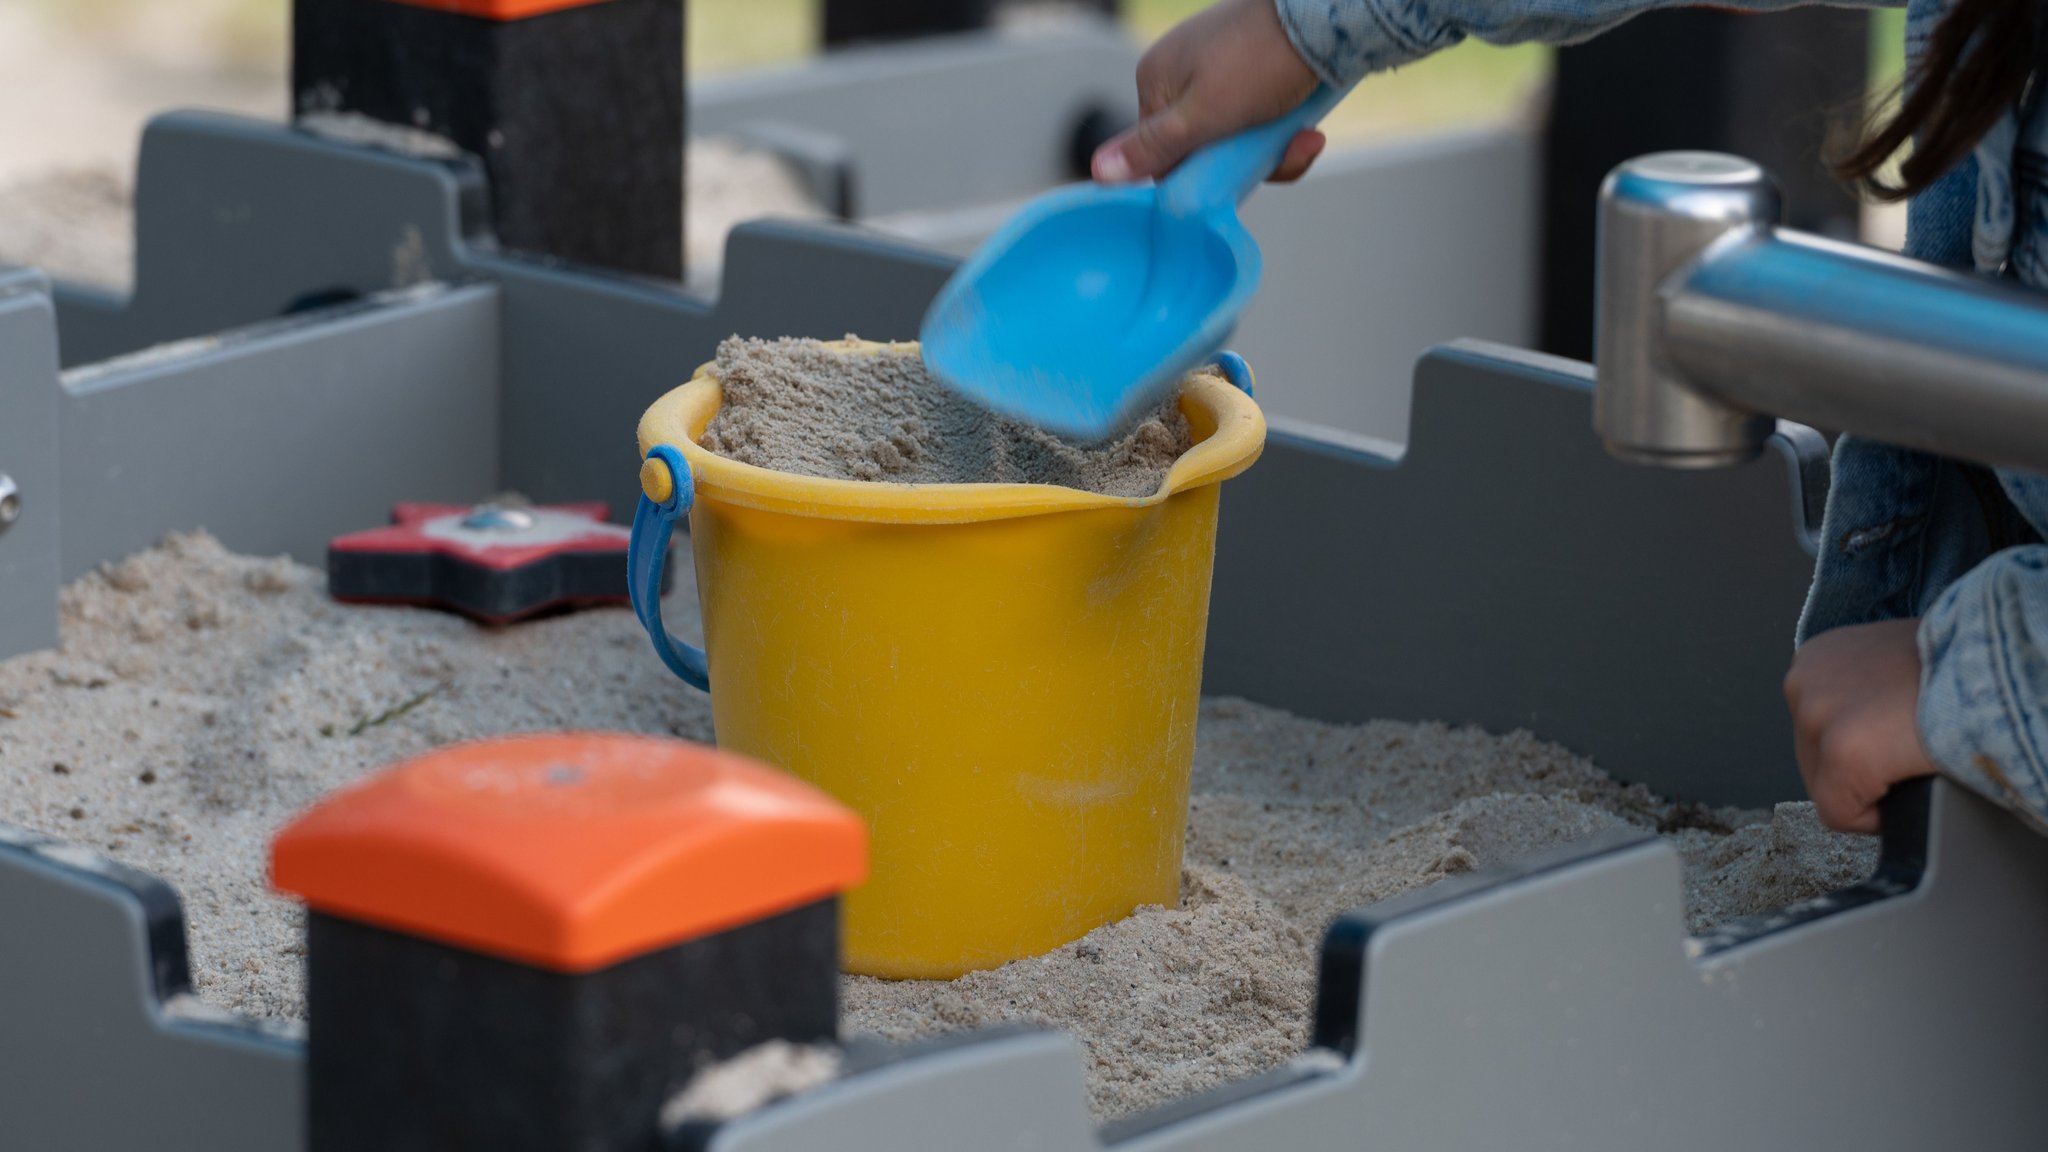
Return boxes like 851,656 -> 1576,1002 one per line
381,0 -> 616,21
271,733 -> 867,973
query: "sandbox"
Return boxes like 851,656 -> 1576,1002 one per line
6,108 -> 2044,1152
0,534 -> 1874,1120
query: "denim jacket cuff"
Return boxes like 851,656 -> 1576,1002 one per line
1275,0 -> 1439,88
1917,547 -> 2048,827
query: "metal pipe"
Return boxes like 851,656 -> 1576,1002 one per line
1594,151 -> 2048,475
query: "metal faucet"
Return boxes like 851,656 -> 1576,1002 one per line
1594,151 -> 2048,474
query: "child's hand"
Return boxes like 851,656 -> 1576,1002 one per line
1092,0 -> 1326,185
1784,619 -> 1938,834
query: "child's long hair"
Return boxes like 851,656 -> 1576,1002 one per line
1833,0 -> 2038,200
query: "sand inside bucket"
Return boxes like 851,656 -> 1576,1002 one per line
0,536 -> 1879,1122
698,336 -> 1195,497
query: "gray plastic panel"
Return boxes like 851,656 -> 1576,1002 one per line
58,283 -> 500,576
481,223 -> 953,515
1232,129 -> 1537,449
703,1032 -> 1098,1152
0,270 -> 62,656
46,114 -> 955,523
0,825 -> 302,1152
692,22 -> 1137,217
872,127 -> 1541,451
1124,780 -> 2048,1152
695,781 -> 2048,1152
1204,340 -> 1828,808
53,112 -> 487,368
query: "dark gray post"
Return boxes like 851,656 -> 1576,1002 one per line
1538,9 -> 1869,360
292,0 -> 686,279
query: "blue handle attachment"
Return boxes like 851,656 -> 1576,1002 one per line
1208,350 -> 1255,396
629,445 -> 710,692
1160,84 -> 1351,219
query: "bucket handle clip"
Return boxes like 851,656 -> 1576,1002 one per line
628,445 -> 710,692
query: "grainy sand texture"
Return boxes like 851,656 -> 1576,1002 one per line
0,169 -> 134,289
0,139 -> 825,296
0,538 -> 1877,1121
701,336 -> 1195,496
845,700 -> 1878,1120
0,534 -> 717,1020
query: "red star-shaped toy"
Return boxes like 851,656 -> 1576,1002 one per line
328,502 -> 652,624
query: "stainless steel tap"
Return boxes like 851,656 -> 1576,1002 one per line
1594,151 -> 2048,474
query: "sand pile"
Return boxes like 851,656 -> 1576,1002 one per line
0,533 -> 716,1019
847,701 -> 1877,1119
0,169 -> 134,290
684,137 -> 829,284
0,536 -> 1877,1121
701,336 -> 1195,496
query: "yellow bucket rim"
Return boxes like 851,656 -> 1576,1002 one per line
636,338 -> 1267,525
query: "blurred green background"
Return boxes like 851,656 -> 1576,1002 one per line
692,0 -> 1551,142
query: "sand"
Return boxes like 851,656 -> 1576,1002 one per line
845,702 -> 1878,1120
685,136 -> 828,283
0,536 -> 1878,1121
0,138 -> 827,296
701,336 -> 1195,496
0,533 -> 718,1020
0,169 -> 134,289
661,1041 -> 843,1128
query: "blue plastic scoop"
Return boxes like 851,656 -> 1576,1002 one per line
920,84 -> 1348,440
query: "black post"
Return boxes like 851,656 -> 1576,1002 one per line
1538,9 -> 1869,360
294,0 -> 686,279
273,733 -> 867,1151
305,905 -> 839,1151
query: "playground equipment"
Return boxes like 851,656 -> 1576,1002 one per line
1,0 -> 2045,1141
1,99 -> 2046,1147
1595,151 -> 2048,473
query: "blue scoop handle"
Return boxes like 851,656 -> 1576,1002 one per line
1159,84 -> 1350,218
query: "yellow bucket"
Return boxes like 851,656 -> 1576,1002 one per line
628,339 -> 1265,978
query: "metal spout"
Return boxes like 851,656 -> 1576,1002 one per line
1594,152 -> 1780,468
1594,152 -> 2048,476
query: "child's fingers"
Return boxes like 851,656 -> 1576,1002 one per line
1268,130 -> 1327,184
1094,124 -> 1326,186
1811,728 -> 1888,835
1093,103 -> 1199,184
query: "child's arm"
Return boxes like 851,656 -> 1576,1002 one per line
1096,0 -> 1906,186
1915,542 -> 2048,832
1275,0 -> 1900,93
1787,538 -> 2048,836
1784,619 -> 1936,835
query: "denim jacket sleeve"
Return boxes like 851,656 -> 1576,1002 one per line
1275,0 -> 1902,87
1917,473 -> 2048,830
